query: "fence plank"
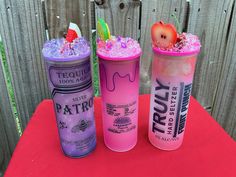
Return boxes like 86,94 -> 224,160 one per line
95,0 -> 141,40
91,1 -> 96,30
0,0 -> 49,130
0,126 -> 10,176
187,0 -> 235,110
212,3 -> 236,139
0,51 -> 19,176
139,0 -> 189,93
45,0 -> 91,40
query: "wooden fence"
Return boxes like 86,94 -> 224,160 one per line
0,0 -> 236,175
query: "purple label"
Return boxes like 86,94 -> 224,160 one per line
49,61 -> 91,88
47,60 -> 96,157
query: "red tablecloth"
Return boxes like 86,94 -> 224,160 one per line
5,95 -> 236,177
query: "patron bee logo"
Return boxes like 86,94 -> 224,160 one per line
71,120 -> 92,133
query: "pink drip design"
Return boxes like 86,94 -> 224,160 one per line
100,62 -> 139,92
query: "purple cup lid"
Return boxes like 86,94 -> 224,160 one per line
42,37 -> 91,62
43,51 -> 91,62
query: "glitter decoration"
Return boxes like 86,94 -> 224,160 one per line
98,41 -> 106,48
105,41 -> 113,50
96,38 -> 101,43
121,42 -> 127,48
117,36 -> 121,41
126,37 -> 132,43
42,37 -> 90,58
97,36 -> 141,59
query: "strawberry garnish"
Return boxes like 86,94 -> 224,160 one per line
65,23 -> 82,43
151,21 -> 177,49
66,29 -> 78,43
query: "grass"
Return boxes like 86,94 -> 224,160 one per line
0,42 -> 22,136
92,31 -> 100,96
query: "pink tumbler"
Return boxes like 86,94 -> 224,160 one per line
97,36 -> 141,152
148,33 -> 201,150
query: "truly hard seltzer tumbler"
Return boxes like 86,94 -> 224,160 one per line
97,36 -> 141,152
42,38 -> 96,157
149,45 -> 200,150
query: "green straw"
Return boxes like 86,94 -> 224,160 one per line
171,13 -> 181,34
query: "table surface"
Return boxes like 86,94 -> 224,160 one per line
4,95 -> 236,177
